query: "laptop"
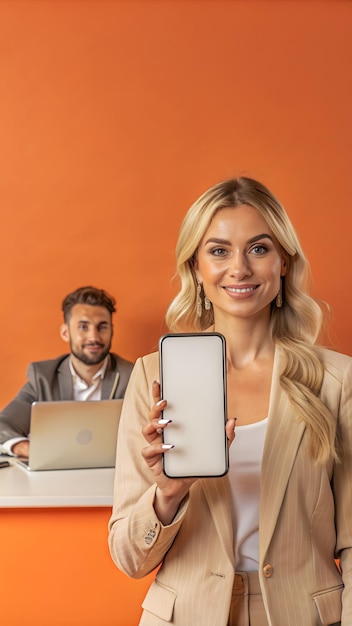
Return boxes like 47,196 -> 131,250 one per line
17,399 -> 123,471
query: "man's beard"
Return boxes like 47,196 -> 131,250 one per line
70,343 -> 111,366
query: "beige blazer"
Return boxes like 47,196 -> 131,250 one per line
108,346 -> 352,626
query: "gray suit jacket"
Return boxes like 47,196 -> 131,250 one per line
0,353 -> 133,444
108,346 -> 352,626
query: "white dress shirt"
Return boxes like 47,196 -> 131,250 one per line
69,356 -> 108,401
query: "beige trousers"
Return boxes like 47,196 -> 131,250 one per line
228,572 -> 269,626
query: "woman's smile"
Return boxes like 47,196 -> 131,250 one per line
222,284 -> 259,297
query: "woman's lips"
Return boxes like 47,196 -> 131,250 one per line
223,285 -> 259,297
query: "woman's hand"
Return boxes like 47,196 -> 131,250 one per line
226,417 -> 236,447
142,381 -> 195,524
141,381 -> 236,525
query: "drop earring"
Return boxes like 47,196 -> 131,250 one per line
196,282 -> 202,317
276,279 -> 283,308
204,295 -> 211,310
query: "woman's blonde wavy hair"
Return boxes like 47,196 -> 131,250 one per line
165,177 -> 336,463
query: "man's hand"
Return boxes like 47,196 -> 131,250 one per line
12,441 -> 29,458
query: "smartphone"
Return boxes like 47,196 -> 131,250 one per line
159,332 -> 228,478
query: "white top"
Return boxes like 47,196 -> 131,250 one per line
229,418 -> 268,571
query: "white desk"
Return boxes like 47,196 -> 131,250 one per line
0,456 -> 115,508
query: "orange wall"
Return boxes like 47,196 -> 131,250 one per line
1,1 -> 351,625
1,507 -> 155,626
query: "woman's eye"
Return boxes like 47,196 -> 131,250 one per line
210,247 -> 227,256
250,244 -> 268,255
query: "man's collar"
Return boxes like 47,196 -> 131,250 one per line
69,355 -> 109,382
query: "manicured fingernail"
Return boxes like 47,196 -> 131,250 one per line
161,444 -> 174,450
156,399 -> 164,406
157,419 -> 172,425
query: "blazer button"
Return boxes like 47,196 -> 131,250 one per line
263,564 -> 273,578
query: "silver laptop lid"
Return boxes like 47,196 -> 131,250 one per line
21,399 -> 123,471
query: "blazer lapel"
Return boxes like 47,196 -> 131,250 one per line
201,476 -> 235,568
57,356 -> 74,400
259,346 -> 306,561
102,356 -> 120,399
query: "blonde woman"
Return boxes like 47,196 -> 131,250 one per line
108,177 -> 352,626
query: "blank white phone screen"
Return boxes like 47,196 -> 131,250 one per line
160,333 -> 228,478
